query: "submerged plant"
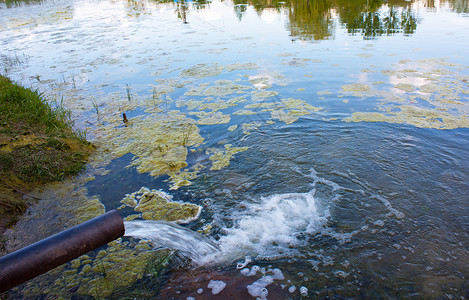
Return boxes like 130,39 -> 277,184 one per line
92,100 -> 100,121
125,84 -> 132,101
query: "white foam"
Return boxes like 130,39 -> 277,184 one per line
216,191 -> 327,261
372,195 -> 405,219
246,268 -> 285,299
236,256 -> 252,269
300,286 -> 308,296
247,276 -> 273,299
125,191 -> 326,264
269,268 -> 285,280
207,280 -> 226,295
240,265 -> 260,276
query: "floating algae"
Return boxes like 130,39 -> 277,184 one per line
281,98 -> 321,112
120,187 -> 201,223
245,102 -> 279,109
269,98 -> 322,124
191,111 -> 231,125
225,63 -> 259,71
252,90 -> 279,101
271,109 -> 299,124
341,83 -> 370,92
317,90 -> 333,96
198,99 -> 234,112
233,109 -> 258,116
342,58 -> 469,129
167,168 -> 201,190
241,122 -> 262,135
344,106 -> 469,129
181,63 -> 224,78
20,238 -> 161,298
183,81 -> 251,98
208,144 -> 249,170
95,112 -> 204,187
356,53 -> 373,58
419,83 -> 441,93
394,83 -> 416,92
249,75 -> 279,89
184,83 -> 210,96
202,84 -> 251,97
177,99 -> 203,110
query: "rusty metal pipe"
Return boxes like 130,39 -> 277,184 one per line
0,210 -> 124,293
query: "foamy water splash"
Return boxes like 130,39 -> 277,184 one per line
125,190 -> 327,264
216,191 -> 327,261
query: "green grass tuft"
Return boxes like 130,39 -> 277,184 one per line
0,75 -> 93,215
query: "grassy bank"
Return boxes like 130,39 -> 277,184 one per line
0,75 -> 93,218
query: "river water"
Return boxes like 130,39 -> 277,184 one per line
1,0 -> 468,298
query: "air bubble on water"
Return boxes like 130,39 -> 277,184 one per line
237,256 -> 252,269
242,265 -> 261,276
300,286 -> 308,296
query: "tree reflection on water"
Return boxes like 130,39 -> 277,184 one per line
232,0 -> 466,41
2,0 -> 466,40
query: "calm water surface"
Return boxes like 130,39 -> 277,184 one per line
1,0 -> 468,298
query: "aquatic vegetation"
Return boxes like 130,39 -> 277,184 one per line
252,90 -> 279,101
317,90 -> 333,96
267,98 -> 323,124
181,63 -> 224,78
225,62 -> 259,71
0,76 -> 92,215
0,134 -> 43,152
245,102 -> 279,109
167,168 -> 200,190
249,75 -> 274,89
177,99 -> 204,110
342,58 -> 469,129
233,109 -> 257,115
202,83 -> 251,97
120,187 -> 202,223
184,83 -> 210,96
394,83 -> 415,92
208,144 -> 249,171
20,238 -> 162,298
271,109 -> 299,124
95,112 -> 204,186
183,81 -> 251,98
241,121 -> 262,135
191,111 -> 231,125
341,83 -> 370,92
344,106 -> 469,129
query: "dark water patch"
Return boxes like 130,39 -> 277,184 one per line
85,154 -> 171,209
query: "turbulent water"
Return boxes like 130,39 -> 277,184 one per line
1,0 -> 468,298
126,190 -> 328,264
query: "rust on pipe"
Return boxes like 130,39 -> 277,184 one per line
0,210 -> 124,293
